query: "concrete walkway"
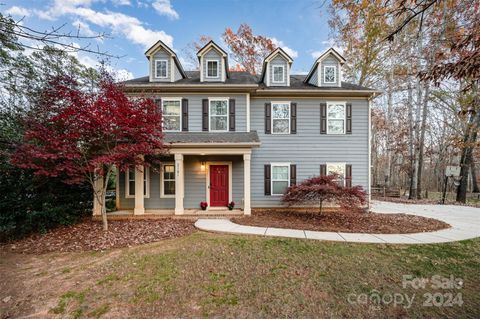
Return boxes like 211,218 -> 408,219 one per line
194,201 -> 480,244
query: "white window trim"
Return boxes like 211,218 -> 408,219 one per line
271,163 -> 290,196
206,59 -> 219,78
160,162 -> 175,198
162,98 -> 182,132
324,65 -> 336,84
271,102 -> 291,135
155,59 -> 168,79
272,65 -> 285,83
208,97 -> 229,132
326,101 -> 346,135
326,163 -> 346,186
125,167 -> 150,199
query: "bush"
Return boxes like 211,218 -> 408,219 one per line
282,175 -> 367,213
0,164 -> 92,242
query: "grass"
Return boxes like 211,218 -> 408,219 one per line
4,232 -> 480,318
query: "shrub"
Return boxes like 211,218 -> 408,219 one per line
282,175 -> 367,214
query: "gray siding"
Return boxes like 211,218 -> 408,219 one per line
268,55 -> 288,86
119,155 -> 244,209
308,66 -> 319,86
150,48 -> 171,82
201,48 -> 223,82
250,98 -> 369,207
152,93 -> 247,132
173,62 -> 183,82
320,55 -> 340,87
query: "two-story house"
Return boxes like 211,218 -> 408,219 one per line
111,40 -> 377,216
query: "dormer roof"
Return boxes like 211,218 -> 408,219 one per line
304,47 -> 345,83
259,47 -> 293,82
196,40 -> 229,79
144,40 -> 187,79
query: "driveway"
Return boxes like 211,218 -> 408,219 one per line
195,200 -> 480,244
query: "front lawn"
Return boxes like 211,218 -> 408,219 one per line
1,232 -> 479,318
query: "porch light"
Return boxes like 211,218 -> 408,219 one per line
200,161 -> 206,171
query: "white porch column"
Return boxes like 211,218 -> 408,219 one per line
243,153 -> 251,215
134,164 -> 145,215
175,153 -> 184,215
92,175 -> 103,216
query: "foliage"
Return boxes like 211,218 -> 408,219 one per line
228,201 -> 235,210
222,24 -> 276,75
0,164 -> 91,242
200,201 -> 208,210
282,175 -> 367,213
11,73 -> 167,230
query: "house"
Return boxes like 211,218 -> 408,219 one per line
97,40 -> 378,216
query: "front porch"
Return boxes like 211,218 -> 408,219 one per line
93,140 -> 257,217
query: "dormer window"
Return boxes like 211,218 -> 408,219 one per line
206,60 -> 219,78
155,59 -> 168,78
272,65 -> 284,83
324,65 -> 336,83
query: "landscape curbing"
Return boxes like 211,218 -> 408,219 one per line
194,200 -> 480,244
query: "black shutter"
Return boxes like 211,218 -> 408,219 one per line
182,98 -> 188,131
320,102 -> 327,134
346,103 -> 352,134
346,164 -> 352,187
202,99 -> 209,131
265,103 -> 271,134
264,164 -> 271,195
290,102 -> 297,134
320,164 -> 327,176
229,99 -> 236,131
290,164 -> 296,186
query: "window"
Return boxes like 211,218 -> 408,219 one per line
155,60 -> 168,78
271,164 -> 290,195
206,60 -> 219,78
162,99 -> 181,132
161,163 -> 175,198
327,163 -> 346,186
272,102 -> 290,134
327,102 -> 345,134
126,167 -> 149,198
209,98 -> 229,132
324,65 -> 336,83
272,65 -> 284,83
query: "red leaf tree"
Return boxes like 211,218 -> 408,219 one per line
282,175 -> 368,214
12,73 -> 167,230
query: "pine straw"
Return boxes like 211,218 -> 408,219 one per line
233,209 -> 450,234
2,219 -> 195,254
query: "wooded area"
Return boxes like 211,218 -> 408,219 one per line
329,0 -> 480,202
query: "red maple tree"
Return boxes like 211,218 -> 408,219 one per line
282,175 -> 367,214
12,73 -> 167,230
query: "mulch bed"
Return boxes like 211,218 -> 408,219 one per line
1,219 -> 195,254
232,209 -> 450,234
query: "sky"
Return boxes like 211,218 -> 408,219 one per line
4,0 -> 336,79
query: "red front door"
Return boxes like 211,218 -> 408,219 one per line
210,165 -> 229,207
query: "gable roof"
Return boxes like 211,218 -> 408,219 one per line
259,47 -> 294,83
196,40 -> 228,57
144,40 -> 187,79
304,47 -> 346,83
196,40 -> 229,79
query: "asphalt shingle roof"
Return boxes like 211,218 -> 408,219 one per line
121,72 -> 374,91
163,131 -> 260,144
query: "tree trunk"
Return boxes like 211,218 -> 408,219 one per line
385,72 -> 393,187
416,83 -> 430,199
457,82 -> 479,202
470,153 -> 479,193
407,83 -> 416,199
